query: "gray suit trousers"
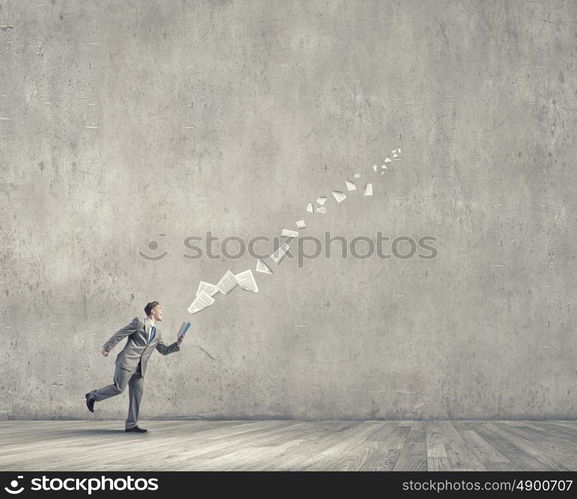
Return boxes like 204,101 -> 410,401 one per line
89,361 -> 144,430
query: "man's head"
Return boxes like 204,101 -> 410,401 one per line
144,301 -> 163,322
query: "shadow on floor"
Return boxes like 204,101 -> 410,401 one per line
64,429 -> 139,435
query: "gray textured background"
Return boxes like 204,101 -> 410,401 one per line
1,0 -> 576,420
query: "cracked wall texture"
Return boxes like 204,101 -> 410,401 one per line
1,0 -> 576,419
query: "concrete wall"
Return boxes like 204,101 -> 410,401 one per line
1,0 -> 576,420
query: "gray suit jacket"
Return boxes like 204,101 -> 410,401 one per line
102,316 -> 180,377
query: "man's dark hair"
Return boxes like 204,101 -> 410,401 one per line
144,301 -> 159,317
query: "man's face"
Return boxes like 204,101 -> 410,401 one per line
151,304 -> 164,322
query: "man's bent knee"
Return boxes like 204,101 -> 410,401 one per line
112,384 -> 125,394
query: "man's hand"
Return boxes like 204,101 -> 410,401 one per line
177,336 -> 183,345
101,349 -> 109,357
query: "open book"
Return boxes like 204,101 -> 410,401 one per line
177,321 -> 191,339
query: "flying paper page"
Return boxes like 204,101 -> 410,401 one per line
346,180 -> 356,191
306,203 -> 314,213
281,229 -> 299,238
256,259 -> 273,274
364,183 -> 373,196
187,291 -> 215,314
316,206 -> 327,214
332,191 -> 347,203
196,281 -> 219,297
296,219 -> 306,229
236,269 -> 259,293
216,270 -> 239,295
316,196 -> 327,206
271,242 -> 290,264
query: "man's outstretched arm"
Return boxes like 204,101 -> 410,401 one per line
155,332 -> 182,355
101,316 -> 139,356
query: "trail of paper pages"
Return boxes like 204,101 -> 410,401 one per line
187,148 -> 403,315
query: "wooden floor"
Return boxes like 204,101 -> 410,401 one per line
1,420 -> 577,471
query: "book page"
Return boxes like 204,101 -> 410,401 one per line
236,269 -> 259,293
216,270 -> 239,295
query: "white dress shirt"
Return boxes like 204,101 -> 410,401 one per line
148,318 -> 156,343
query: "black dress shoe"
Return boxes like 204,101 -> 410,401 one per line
125,426 -> 147,433
85,393 -> 95,413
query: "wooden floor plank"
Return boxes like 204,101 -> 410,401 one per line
239,422 -> 357,471
0,420 -> 576,471
491,422 -> 568,471
39,421 -> 293,472
426,421 -> 451,471
362,422 -> 412,470
434,421 -> 485,471
474,422 -> 564,471
300,422 -> 412,472
527,421 -> 577,442
393,421 -> 427,471
233,422 -> 351,471
301,422 -> 388,471
498,422 -> 577,469
460,429 -> 511,464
